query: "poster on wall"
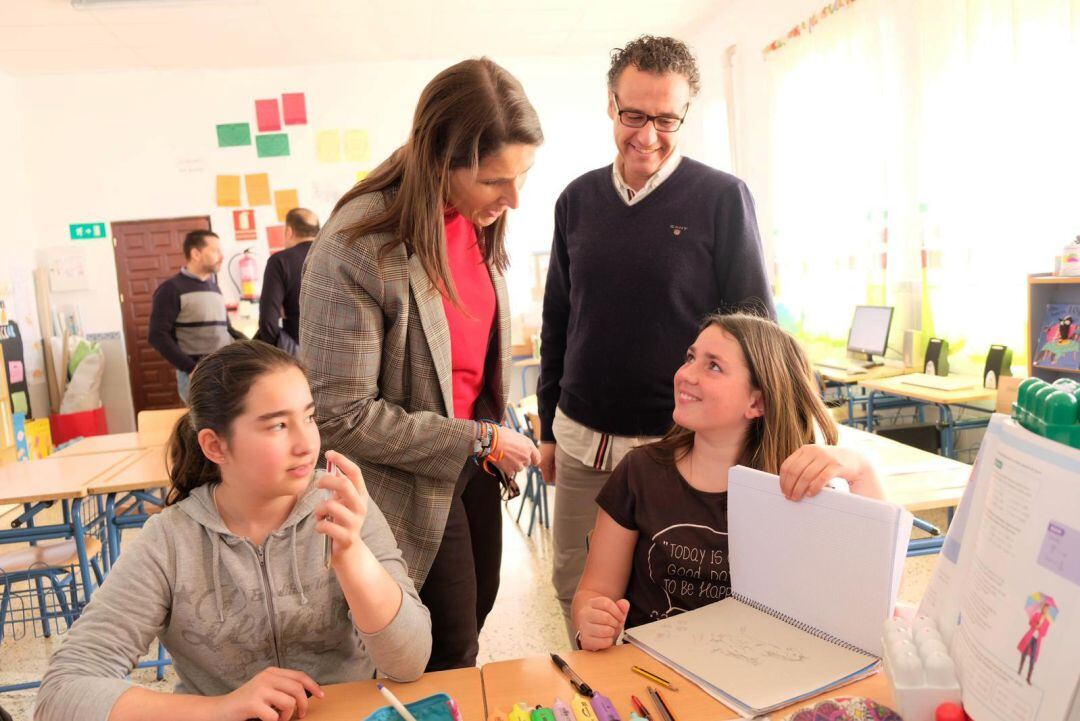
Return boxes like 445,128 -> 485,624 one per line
1033,304 -> 1080,371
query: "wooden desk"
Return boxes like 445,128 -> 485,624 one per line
86,446 -> 169,495
0,449 -> 141,604
306,668 -> 485,720
0,450 -> 142,504
838,426 -> 970,513
858,375 -> 997,458
51,431 -> 165,458
857,374 -> 997,406
481,645 -> 893,721
814,363 -> 913,385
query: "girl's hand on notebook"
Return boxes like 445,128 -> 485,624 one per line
217,666 -> 323,720
778,445 -> 883,501
577,596 -> 631,651
316,451 -> 370,566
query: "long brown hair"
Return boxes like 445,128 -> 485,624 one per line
332,57 -> 543,305
165,340 -> 305,505
646,312 -> 838,473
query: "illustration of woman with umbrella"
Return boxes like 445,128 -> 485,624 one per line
1018,592 -> 1058,684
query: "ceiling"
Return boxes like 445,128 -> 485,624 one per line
0,0 -> 722,76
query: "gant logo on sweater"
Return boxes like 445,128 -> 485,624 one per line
670,225 -> 688,236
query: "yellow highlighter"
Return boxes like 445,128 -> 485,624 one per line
571,693 -> 597,721
509,703 -> 534,721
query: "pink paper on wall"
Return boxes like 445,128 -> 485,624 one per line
282,92 -> 307,125
255,99 -> 281,132
8,360 -> 23,384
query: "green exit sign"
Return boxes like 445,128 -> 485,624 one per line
70,222 -> 107,240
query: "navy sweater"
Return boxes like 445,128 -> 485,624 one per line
255,240 -> 312,347
148,270 -> 242,373
537,158 -> 775,440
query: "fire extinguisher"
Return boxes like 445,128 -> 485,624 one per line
229,249 -> 260,301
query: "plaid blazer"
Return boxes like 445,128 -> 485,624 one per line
299,190 -> 511,587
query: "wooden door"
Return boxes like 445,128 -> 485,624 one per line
112,217 -> 210,414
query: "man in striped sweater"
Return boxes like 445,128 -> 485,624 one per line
148,230 -> 245,404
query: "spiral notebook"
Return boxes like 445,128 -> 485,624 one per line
625,465 -> 913,718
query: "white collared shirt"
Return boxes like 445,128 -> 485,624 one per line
611,149 -> 682,206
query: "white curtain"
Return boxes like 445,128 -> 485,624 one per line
765,0 -> 1080,367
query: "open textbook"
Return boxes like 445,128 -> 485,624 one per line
626,466 -> 913,718
920,415 -> 1080,721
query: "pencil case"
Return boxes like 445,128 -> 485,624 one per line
363,692 -> 456,721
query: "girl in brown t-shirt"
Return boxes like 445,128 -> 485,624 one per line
572,312 -> 885,651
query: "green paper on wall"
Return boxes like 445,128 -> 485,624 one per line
12,391 -> 27,415
216,123 -> 251,147
256,133 -> 290,158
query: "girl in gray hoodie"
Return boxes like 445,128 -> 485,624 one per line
36,341 -> 432,721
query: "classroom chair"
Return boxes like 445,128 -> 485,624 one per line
0,537 -> 106,692
136,407 -> 187,445
503,404 -> 550,536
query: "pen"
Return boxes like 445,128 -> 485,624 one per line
630,695 -> 651,720
646,687 -> 673,721
589,691 -> 622,721
376,683 -> 419,721
509,703 -> 534,721
552,697 -> 576,721
532,706 -> 557,721
653,689 -> 678,721
571,693 -> 597,721
631,665 -> 678,691
551,653 -> 594,697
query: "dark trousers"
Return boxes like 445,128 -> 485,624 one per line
419,461 -> 503,670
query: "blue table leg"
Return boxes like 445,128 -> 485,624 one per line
71,498 -> 97,606
866,390 -> 878,433
939,404 -> 956,458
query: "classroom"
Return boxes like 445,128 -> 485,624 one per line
1,0 -> 1079,719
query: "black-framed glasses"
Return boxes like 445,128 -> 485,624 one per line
613,94 -> 688,133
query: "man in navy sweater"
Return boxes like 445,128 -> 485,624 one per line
254,207 -> 319,355
148,230 -> 244,404
537,35 -> 776,639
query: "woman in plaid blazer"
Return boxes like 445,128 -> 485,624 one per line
300,58 -> 543,671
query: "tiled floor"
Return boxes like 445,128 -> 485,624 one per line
0,490 -> 943,720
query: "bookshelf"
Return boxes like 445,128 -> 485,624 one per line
1028,274 -> 1080,381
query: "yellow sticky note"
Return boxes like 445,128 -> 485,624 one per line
215,175 -> 242,207
245,173 -> 271,206
356,170 -> 369,183
316,129 -> 342,163
344,129 -> 370,162
274,189 -> 299,223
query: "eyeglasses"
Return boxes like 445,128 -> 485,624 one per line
613,94 -> 688,133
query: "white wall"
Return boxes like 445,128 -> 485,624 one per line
11,54 -> 663,428
0,70 -> 50,419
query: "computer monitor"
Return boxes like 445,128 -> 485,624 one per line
846,305 -> 894,362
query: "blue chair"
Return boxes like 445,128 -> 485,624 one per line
0,536 -> 106,692
504,404 -> 550,536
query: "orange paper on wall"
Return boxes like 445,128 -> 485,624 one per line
274,189 -> 299,222
245,173 -> 271,206
216,175 -> 242,207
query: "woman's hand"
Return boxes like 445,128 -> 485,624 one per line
316,451 -> 370,567
215,667 -> 323,721
779,445 -> 884,501
490,427 -> 542,477
575,596 -> 630,651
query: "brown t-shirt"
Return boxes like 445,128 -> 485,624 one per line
596,447 -> 731,630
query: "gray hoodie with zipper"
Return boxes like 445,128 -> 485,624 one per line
34,475 -> 432,721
